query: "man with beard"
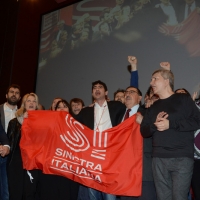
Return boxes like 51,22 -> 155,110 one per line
76,80 -> 126,200
0,84 -> 21,200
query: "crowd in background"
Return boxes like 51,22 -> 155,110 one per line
40,0 -> 200,65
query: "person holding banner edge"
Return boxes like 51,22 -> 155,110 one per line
120,85 -> 157,200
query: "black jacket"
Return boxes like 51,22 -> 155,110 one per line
75,101 -> 126,129
0,122 -> 9,146
7,118 -> 21,166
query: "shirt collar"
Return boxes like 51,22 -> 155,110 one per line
95,100 -> 107,108
4,103 -> 17,111
127,104 -> 139,117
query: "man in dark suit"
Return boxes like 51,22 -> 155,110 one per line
76,80 -> 126,200
120,86 -> 156,200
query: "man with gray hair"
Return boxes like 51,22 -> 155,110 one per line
141,69 -> 200,200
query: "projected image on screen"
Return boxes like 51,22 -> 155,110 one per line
36,0 -> 200,108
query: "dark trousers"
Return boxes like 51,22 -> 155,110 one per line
23,169 -> 40,200
0,157 -> 9,200
152,157 -> 193,200
39,172 -> 79,200
120,181 -> 157,200
7,157 -> 24,200
191,159 -> 200,200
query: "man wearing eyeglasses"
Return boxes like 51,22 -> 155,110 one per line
120,86 -> 157,200
122,87 -> 142,121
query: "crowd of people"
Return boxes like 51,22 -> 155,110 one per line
49,0 -> 144,55
0,56 -> 200,200
41,0 -> 200,64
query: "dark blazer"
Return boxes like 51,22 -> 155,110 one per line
0,104 -> 9,145
0,104 -> 5,130
76,101 -> 126,129
0,122 -> 9,145
7,118 -> 21,160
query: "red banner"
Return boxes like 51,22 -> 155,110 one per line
159,9 -> 200,57
20,111 -> 143,196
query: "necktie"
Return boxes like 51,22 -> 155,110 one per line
123,109 -> 131,121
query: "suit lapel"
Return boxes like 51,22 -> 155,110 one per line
90,106 -> 95,130
0,104 -> 5,130
107,102 -> 115,127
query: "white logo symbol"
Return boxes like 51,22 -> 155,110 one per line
91,149 -> 106,160
90,131 -> 107,160
93,131 -> 108,148
60,115 -> 90,152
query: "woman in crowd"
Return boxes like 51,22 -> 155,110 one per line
175,88 -> 191,96
143,86 -> 159,108
39,99 -> 79,200
49,97 -> 62,111
7,93 -> 39,200
55,99 -> 71,113
55,99 -> 79,199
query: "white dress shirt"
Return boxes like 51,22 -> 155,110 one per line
4,103 -> 17,133
94,101 -> 112,132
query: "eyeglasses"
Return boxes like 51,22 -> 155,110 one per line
125,90 -> 139,95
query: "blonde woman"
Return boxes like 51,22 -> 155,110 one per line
7,93 -> 39,200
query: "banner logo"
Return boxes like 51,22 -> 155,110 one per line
60,115 -> 90,152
